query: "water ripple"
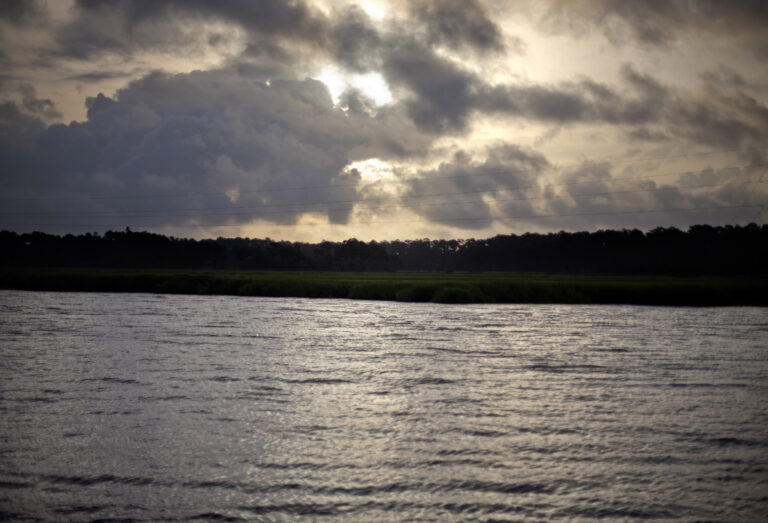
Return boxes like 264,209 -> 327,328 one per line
1,291 -> 767,521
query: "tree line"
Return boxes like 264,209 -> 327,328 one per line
1,224 -> 766,275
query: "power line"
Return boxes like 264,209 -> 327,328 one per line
0,146 -> 765,203
7,202 -> 763,229
1,162 -> 765,219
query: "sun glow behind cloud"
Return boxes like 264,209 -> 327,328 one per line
316,67 -> 392,106
346,158 -> 396,182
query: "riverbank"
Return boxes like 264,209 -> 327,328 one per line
1,268 -> 766,306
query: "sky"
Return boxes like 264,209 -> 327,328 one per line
1,0 -> 767,242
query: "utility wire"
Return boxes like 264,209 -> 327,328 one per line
0,177 -> 763,221
8,203 -> 764,229
0,146 -> 765,202
1,162 -> 765,219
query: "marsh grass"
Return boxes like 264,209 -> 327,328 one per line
0,268 -> 765,306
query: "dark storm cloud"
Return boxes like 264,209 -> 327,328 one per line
0,65 -> 432,233
540,0 -> 768,58
533,159 -> 766,231
477,64 -> 666,125
407,0 -> 505,53
0,101 -> 46,149
373,51 -> 675,136
279,16 -> 768,154
71,0 -> 325,37
54,0 -> 768,153
401,145 -> 550,229
337,88 -> 434,158
700,67 -> 754,91
48,0 -> 495,138
397,143 -> 766,231
329,5 -> 383,72
55,0 -> 329,59
0,0 -> 47,24
476,64 -> 768,150
382,40 -> 478,133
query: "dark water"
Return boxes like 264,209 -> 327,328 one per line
0,291 -> 767,521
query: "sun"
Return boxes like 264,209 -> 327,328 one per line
316,67 -> 393,107
345,158 -> 395,182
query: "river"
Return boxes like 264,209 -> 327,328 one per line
1,291 -> 766,520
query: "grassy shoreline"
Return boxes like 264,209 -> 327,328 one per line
1,268 -> 766,306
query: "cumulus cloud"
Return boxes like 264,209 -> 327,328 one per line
532,159 -> 766,231
0,65 -> 431,233
401,145 -> 550,229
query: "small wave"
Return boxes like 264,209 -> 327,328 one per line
244,382 -> 283,391
81,377 -> 141,385
239,503 -> 346,517
426,501 -> 528,516
278,378 -> 353,385
139,395 -> 188,402
316,479 -> 554,496
182,479 -> 244,490
444,478 -> 554,494
419,458 -> 499,468
553,503 -> 675,519
209,376 -> 241,382
258,461 -> 335,471
367,390 -> 390,396
667,382 -> 747,388
44,473 -> 156,487
517,426 -> 580,436
53,505 -> 106,515
523,363 -> 605,373
186,513 -> 247,522
0,480 -> 32,489
433,397 -> 484,405
423,346 -> 469,355
706,436 -> 764,447
295,424 -> 332,432
235,390 -> 280,400
435,448 -> 498,457
402,377 -> 457,386
317,482 -> 415,496
454,428 -> 506,438
13,396 -> 58,403
380,333 -> 416,340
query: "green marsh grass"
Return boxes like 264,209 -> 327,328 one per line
0,268 -> 765,306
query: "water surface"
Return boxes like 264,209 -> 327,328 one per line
1,291 -> 766,520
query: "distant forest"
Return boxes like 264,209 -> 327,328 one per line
1,224 -> 766,275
